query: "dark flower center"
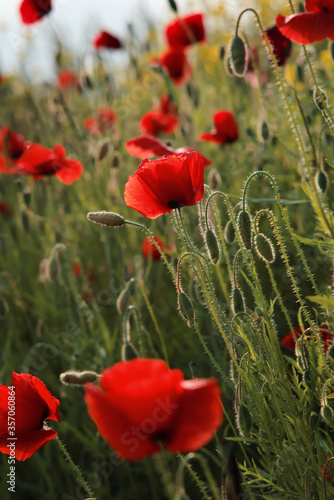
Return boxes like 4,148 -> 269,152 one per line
168,200 -> 181,209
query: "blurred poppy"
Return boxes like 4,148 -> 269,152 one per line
264,25 -> 292,66
0,126 -> 27,173
19,0 -> 51,24
165,12 -> 206,48
125,135 -> 212,166
280,324 -> 334,353
73,262 -> 82,277
276,2 -> 334,45
124,150 -> 204,219
199,110 -> 239,145
93,30 -> 123,50
158,47 -> 192,86
8,143 -> 83,184
140,111 -> 178,136
84,358 -> 222,461
84,108 -> 117,135
0,202 -> 13,217
142,236 -> 170,260
0,372 -> 60,461
57,70 -> 78,90
322,457 -> 334,483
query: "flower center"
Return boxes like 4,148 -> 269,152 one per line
168,200 -> 181,209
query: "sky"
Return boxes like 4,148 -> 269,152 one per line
0,0 -> 205,81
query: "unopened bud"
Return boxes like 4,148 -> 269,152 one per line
48,257 -> 59,282
313,87 -> 328,111
237,404 -> 252,437
60,370 -> 99,385
98,139 -> 111,161
231,287 -> 245,315
208,168 -> 221,190
205,228 -> 220,264
167,0 -> 178,13
121,342 -> 139,361
219,45 -> 225,61
254,233 -> 275,263
321,404 -> 333,423
230,35 -> 247,77
177,291 -> 195,327
87,211 -> 125,227
224,220 -> 236,244
260,121 -> 270,142
237,211 -> 252,250
315,170 -> 328,193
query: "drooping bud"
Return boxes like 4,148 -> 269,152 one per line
315,170 -> 328,193
254,233 -> 275,263
237,211 -> 252,250
121,342 -> 139,361
98,139 -> 111,161
231,287 -> 245,315
259,121 -> 270,142
237,404 -> 252,437
224,220 -> 236,244
60,370 -> 99,385
177,291 -> 195,327
48,256 -> 59,282
321,404 -> 333,423
208,168 -> 221,190
313,87 -> 328,111
87,211 -> 125,227
205,228 -> 220,264
167,0 -> 178,13
230,35 -> 247,77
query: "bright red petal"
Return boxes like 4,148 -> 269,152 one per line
125,135 -> 175,159
213,111 -> 239,142
55,158 -> 84,185
14,143 -> 55,172
142,236 -> 165,260
198,131 -> 225,144
0,426 -> 57,461
19,0 -> 52,25
159,48 -> 192,87
175,147 -> 212,167
166,378 -> 222,452
140,111 -> 178,136
276,12 -> 334,44
165,13 -> 206,48
280,326 -> 305,349
264,25 -> 292,66
93,31 -> 122,50
305,0 -> 334,13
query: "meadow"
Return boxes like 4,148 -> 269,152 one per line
1,0 -> 334,499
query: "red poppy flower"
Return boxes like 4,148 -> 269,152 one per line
93,30 -> 123,50
9,143 -> 83,184
0,126 -> 27,173
276,1 -> 334,45
125,135 -> 212,167
165,12 -> 206,48
19,0 -> 52,25
142,236 -> 170,261
57,70 -> 78,90
264,25 -> 292,66
199,110 -> 239,146
84,108 -> 117,135
73,262 -> 82,277
124,150 -> 205,219
160,95 -> 178,116
158,47 -> 192,87
280,324 -> 333,353
0,372 -> 60,461
140,111 -> 178,136
84,358 -> 222,461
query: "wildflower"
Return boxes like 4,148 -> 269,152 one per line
93,30 -> 123,50
199,110 -> 239,145
276,2 -> 334,45
158,47 -> 192,86
264,25 -> 292,66
140,96 -> 178,136
19,0 -> 52,25
84,358 -> 222,461
7,143 -> 83,185
124,150 -> 204,219
57,70 -> 78,90
0,126 -> 26,173
165,12 -> 206,48
84,108 -> 117,135
73,262 -> 82,277
142,236 -> 170,261
280,324 -> 333,353
0,372 -> 60,461
125,135 -> 212,166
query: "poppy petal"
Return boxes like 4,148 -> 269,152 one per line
19,0 -> 52,25
125,135 -> 176,159
276,12 -> 334,44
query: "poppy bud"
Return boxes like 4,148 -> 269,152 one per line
121,342 -> 139,361
224,220 -> 236,244
254,233 -> 275,263
208,168 -> 221,190
219,45 -> 225,61
297,1 -> 305,12
48,257 -> 59,282
315,170 -> 328,193
321,404 -> 333,423
205,228 -> 220,264
230,35 -> 247,77
309,411 -> 319,430
111,153 -> 121,168
98,139 -> 110,161
23,187 -> 31,207
60,370 -> 99,385
231,287 -> 245,315
177,291 -> 195,327
259,121 -> 270,142
313,87 -> 328,111
87,211 -> 125,227
0,296 -> 9,319
237,211 -> 252,250
167,0 -> 178,13
237,404 -> 252,437
116,288 -> 129,315
328,345 -> 334,366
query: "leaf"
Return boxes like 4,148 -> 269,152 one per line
325,158 -> 334,168
306,294 -> 334,309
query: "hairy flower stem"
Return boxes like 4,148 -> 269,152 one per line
176,453 -> 221,500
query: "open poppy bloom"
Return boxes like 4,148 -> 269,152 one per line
140,96 -> 178,136
0,372 -> 60,461
124,150 -> 204,219
84,358 -> 222,461
264,25 -> 292,66
125,135 -> 212,167
57,70 -> 78,90
165,12 -> 206,48
0,126 -> 27,173
276,1 -> 334,45
7,143 -> 83,184
158,47 -> 192,87
19,0 -> 52,24
93,30 -> 123,50
142,236 -> 171,261
84,108 -> 117,135
280,324 -> 333,353
199,110 -> 239,145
